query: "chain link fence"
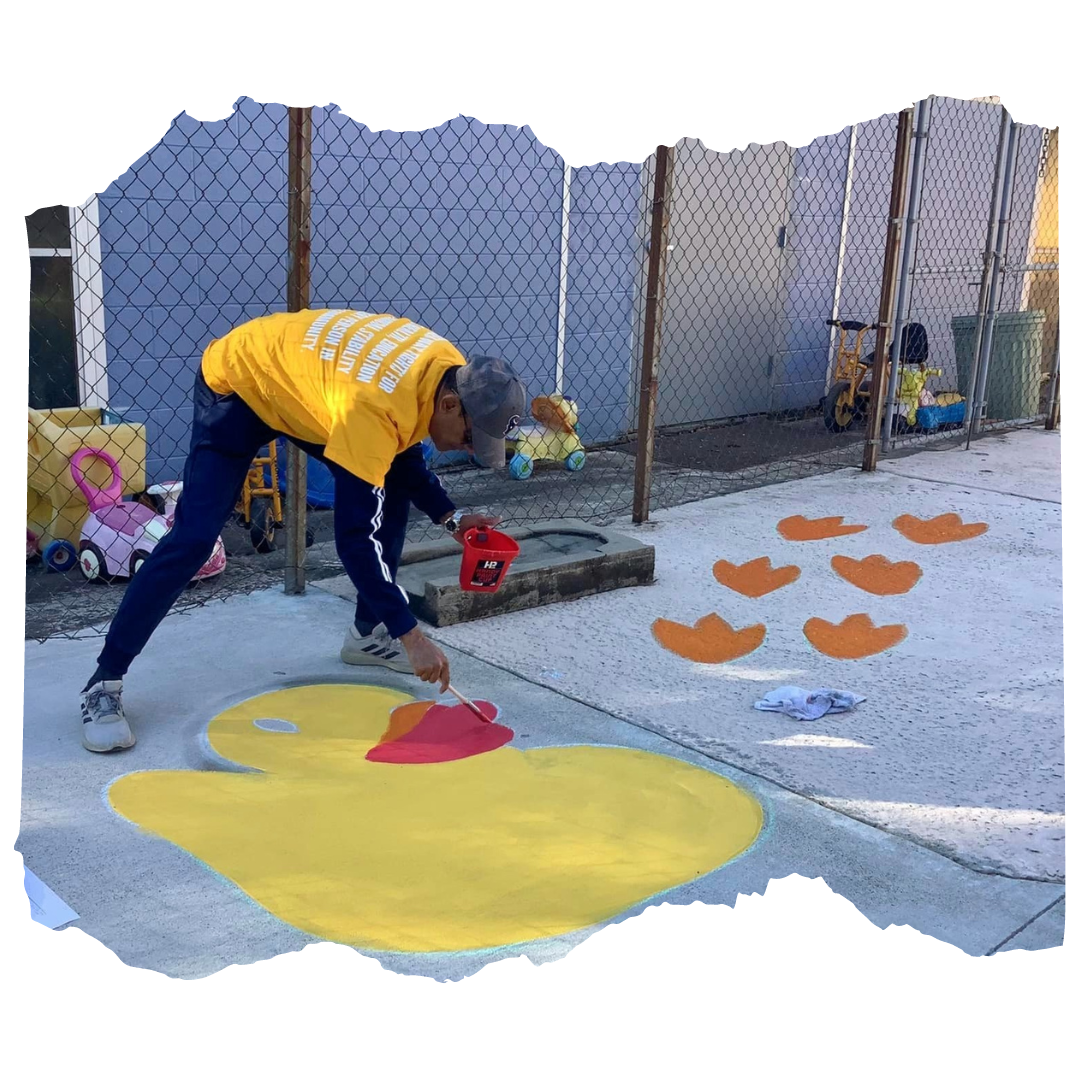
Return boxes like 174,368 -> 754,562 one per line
881,98 -> 1059,455
622,114 -> 909,517
26,96 -> 1059,640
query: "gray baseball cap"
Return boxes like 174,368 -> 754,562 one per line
456,355 -> 527,469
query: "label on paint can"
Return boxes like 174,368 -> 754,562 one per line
470,559 -> 505,588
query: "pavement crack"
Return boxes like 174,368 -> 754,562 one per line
983,894 -> 1066,955
878,469 -> 1061,505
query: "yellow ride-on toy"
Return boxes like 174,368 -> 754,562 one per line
507,395 -> 586,480
822,319 -> 938,434
235,440 -> 317,553
236,441 -> 283,553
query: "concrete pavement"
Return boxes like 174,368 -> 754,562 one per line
430,429 -> 1063,882
18,429 -> 1063,978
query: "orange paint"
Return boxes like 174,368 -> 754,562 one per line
713,557 -> 800,597
831,554 -> 922,595
652,613 -> 766,664
893,513 -> 988,544
375,701 -> 432,746
777,515 -> 868,541
803,614 -> 907,659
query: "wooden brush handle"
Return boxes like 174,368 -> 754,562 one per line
446,684 -> 491,723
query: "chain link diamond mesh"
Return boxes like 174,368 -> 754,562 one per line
26,97 -> 1058,641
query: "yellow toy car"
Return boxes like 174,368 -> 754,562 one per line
508,395 -> 586,480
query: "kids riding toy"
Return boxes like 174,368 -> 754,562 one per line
822,320 -> 959,434
822,319 -> 877,433
73,447 -> 225,583
508,395 -> 586,481
234,440 -> 314,554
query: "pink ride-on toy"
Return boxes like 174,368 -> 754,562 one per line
136,480 -> 226,581
71,448 -> 225,583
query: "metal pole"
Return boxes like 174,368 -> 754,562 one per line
1045,322 -> 1060,430
963,108 -> 1010,445
285,105 -> 312,595
882,97 -> 932,449
968,119 -> 1020,446
862,108 -> 913,472
826,123 -> 859,392
555,159 -> 572,396
632,145 -> 673,524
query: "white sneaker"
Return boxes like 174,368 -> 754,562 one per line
340,623 -> 413,673
80,680 -> 136,752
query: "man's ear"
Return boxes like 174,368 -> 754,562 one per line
440,391 -> 460,414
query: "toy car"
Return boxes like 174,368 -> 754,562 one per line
72,448 -> 225,583
508,395 -> 586,480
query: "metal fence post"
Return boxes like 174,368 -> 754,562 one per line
963,109 -> 1010,446
862,108 -> 913,472
826,123 -> 859,393
1045,322 -> 1061,430
284,105 -> 312,595
632,144 -> 673,524
882,97 -> 932,449
967,118 -> 1020,447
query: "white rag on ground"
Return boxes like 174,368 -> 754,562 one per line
754,686 -> 866,722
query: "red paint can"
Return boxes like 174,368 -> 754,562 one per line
459,527 -> 520,593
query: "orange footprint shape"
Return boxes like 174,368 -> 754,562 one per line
653,613 -> 766,664
713,557 -> 800,597
893,513 -> 988,544
831,554 -> 922,596
777,515 -> 868,541
803,614 -> 907,659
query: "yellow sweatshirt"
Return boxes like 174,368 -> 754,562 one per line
201,309 -> 465,487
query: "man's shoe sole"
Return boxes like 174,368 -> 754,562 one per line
82,727 -> 136,752
340,647 -> 413,674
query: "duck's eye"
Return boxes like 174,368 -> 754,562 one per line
253,718 -> 299,733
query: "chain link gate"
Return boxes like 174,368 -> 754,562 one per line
26,97 -> 1060,641
877,97 -> 1059,455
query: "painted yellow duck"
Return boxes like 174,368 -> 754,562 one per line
108,683 -> 762,953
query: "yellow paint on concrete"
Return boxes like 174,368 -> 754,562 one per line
108,684 -> 763,953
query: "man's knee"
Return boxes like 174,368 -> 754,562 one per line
156,516 -> 220,563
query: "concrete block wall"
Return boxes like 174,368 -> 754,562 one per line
98,97 -> 289,482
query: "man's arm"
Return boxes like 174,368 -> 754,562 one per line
387,442 -> 455,524
388,443 -> 503,538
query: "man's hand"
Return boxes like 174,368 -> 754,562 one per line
446,512 -> 503,544
400,626 -> 450,693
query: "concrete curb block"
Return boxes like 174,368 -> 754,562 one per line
401,519 -> 655,626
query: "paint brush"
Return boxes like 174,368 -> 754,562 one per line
445,684 -> 491,723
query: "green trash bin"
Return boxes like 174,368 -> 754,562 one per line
951,311 -> 1047,420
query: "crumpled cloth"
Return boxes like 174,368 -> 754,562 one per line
753,685 -> 866,721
